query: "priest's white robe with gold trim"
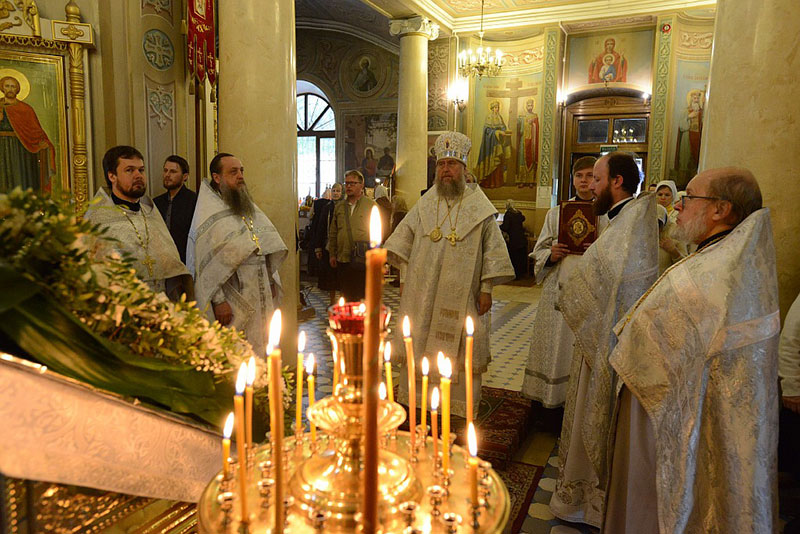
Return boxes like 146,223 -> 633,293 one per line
385,185 -> 514,417
84,189 -> 188,293
187,181 -> 288,358
605,208 -> 780,534
550,193 -> 658,527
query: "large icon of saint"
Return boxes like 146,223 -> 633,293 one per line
476,100 -> 512,189
673,89 -> 704,188
588,37 -> 627,83
0,72 -> 56,193
353,57 -> 378,93
516,98 -> 539,186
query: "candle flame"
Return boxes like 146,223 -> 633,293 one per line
437,352 -> 452,378
268,309 -> 282,349
305,353 -> 315,375
369,205 -> 382,247
466,316 -> 474,336
338,297 -> 345,307
422,356 -> 429,376
467,422 -> 478,457
437,351 -> 445,372
235,362 -> 247,394
358,303 -> 366,315
431,386 -> 440,410
379,382 -> 387,400
384,341 -> 391,363
298,331 -> 306,352
246,356 -> 256,386
402,316 -> 411,338
223,412 -> 234,439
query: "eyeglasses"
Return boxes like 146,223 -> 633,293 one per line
677,195 -> 724,209
344,181 -> 361,186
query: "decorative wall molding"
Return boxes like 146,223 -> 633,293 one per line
647,15 -> 675,183
147,84 -> 174,129
561,15 -> 656,34
144,77 -> 176,193
428,38 -> 450,130
491,199 -> 537,211
297,19 -> 399,55
678,31 -> 713,49
142,28 -> 174,70
539,27 -> 559,187
389,16 -> 439,40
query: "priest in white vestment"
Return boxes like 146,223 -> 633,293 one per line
385,131 -> 514,418
522,156 -> 608,407
84,146 -> 188,294
550,152 -> 659,526
604,168 -> 779,534
187,153 -> 288,358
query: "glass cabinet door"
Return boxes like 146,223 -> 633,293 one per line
612,118 -> 647,143
576,119 -> 610,143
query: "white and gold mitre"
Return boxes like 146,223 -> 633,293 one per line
434,131 -> 471,164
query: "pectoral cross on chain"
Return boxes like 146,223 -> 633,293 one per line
445,230 -> 459,246
142,255 -> 155,277
251,233 -> 260,252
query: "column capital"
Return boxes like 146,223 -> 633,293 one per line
389,16 -> 439,40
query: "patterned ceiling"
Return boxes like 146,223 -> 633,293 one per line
295,0 -> 400,52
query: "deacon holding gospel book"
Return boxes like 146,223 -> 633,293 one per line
522,156 -> 608,408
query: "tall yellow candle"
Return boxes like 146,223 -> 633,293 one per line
362,207 -> 385,534
465,316 -> 475,430
296,331 -> 306,436
438,353 -> 452,475
383,342 -> 394,402
420,356 -> 429,438
234,363 -> 249,523
467,422 -> 479,505
331,336 -> 340,390
431,387 -> 440,463
402,316 -> 416,453
245,356 -> 256,448
222,412 -> 234,477
267,311 -> 284,533
306,354 -> 316,442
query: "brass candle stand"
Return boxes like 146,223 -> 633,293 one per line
197,303 -> 510,533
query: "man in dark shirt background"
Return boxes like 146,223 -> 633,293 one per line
153,155 -> 197,264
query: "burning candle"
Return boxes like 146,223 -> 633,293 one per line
296,331 -> 306,436
331,335 -> 340,390
234,363 -> 249,522
267,310 -> 284,533
431,386 -> 440,463
402,316 -> 416,453
222,412 -> 234,477
438,353 -> 452,476
383,342 -> 394,402
465,316 -> 474,430
467,422 -> 479,505
306,353 -> 316,442
420,356 -> 429,438
363,206 -> 385,534
338,296 -> 345,307
245,356 -> 256,448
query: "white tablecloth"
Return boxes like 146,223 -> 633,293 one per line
0,354 -> 221,503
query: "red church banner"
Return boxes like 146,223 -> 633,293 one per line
187,0 -> 216,85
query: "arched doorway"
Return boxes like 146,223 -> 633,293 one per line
296,81 -> 335,200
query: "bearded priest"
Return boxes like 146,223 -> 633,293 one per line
550,152 -> 659,527
85,146 -> 189,294
603,168 -> 779,534
385,131 -> 514,418
187,153 -> 288,358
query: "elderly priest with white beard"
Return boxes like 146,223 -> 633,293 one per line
603,168 -> 779,534
187,152 -> 288,358
385,131 -> 514,418
85,145 -> 189,295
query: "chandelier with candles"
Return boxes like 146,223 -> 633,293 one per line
198,207 -> 510,533
457,0 -> 502,79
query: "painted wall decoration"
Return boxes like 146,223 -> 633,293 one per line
566,28 -> 654,93
469,74 -> 542,202
667,59 -> 709,188
344,113 -> 397,188
0,50 -> 68,195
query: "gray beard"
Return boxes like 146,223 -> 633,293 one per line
673,213 -> 709,244
435,176 -> 466,200
220,180 -> 254,217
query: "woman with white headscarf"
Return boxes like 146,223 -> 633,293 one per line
654,179 -> 687,273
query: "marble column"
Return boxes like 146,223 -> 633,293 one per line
700,0 -> 800,318
218,1 -> 298,361
390,17 -> 439,207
